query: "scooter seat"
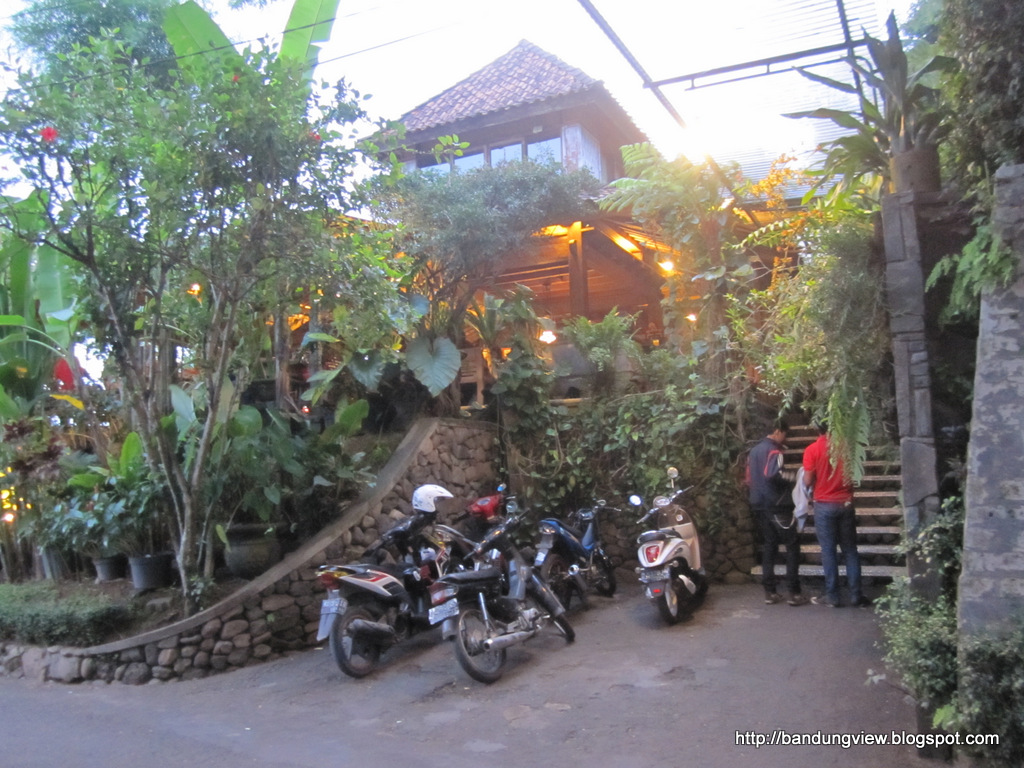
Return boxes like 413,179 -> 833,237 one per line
637,530 -> 681,544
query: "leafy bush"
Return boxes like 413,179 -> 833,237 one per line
0,583 -> 131,646
951,619 -> 1024,766
876,577 -> 958,710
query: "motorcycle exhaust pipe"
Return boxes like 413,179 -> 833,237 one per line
349,618 -> 397,642
482,629 -> 537,651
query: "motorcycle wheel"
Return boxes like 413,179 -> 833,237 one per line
656,582 -> 682,625
593,554 -> 617,597
524,587 -> 576,644
540,553 -> 575,610
550,613 -> 576,643
452,606 -> 507,684
329,603 -> 383,678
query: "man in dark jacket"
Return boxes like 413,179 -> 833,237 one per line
747,420 -> 806,605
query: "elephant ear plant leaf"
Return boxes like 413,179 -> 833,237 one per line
406,336 -> 461,397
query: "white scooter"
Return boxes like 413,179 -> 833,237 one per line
630,467 -> 707,625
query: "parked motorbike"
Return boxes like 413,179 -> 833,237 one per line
629,467 -> 707,625
534,501 -> 617,609
316,484 -> 475,678
430,495 -> 575,683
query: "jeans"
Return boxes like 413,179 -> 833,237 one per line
756,506 -> 801,595
813,501 -> 862,604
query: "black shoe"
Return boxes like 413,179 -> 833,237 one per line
787,593 -> 809,606
764,592 -> 782,605
853,596 -> 873,608
811,596 -> 839,608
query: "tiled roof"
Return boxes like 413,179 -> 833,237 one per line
400,40 -> 603,134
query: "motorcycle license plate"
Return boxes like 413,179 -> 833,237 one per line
316,596 -> 348,641
639,567 -> 670,584
428,598 -> 459,625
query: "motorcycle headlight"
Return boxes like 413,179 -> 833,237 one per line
539,522 -> 557,535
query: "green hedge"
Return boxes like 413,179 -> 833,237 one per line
0,583 -> 132,646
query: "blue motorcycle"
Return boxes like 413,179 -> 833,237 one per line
533,501 -> 618,609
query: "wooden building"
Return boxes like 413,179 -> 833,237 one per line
395,40 -> 672,345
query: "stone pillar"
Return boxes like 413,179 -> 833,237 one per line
882,191 -> 948,759
958,164 -> 1024,635
881,192 -> 943,598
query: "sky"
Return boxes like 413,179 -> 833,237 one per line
1,0 -> 917,168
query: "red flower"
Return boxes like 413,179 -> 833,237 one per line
232,74 -> 240,83
309,131 -> 321,142
40,126 -> 58,143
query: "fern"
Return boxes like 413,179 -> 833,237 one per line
927,222 -> 1016,323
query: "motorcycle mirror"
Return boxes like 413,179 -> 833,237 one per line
628,494 -> 642,507
497,483 -> 507,493
667,467 -> 679,480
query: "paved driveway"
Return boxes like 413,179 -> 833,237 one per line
1,581 -> 928,768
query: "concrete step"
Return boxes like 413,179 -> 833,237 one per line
802,525 -> 902,537
752,563 -> 905,580
799,544 -> 902,556
854,490 -> 901,500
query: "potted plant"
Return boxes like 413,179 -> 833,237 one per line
69,432 -> 174,590
49,494 -> 127,581
786,12 -> 955,194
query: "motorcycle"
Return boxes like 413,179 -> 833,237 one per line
629,467 -> 707,625
430,495 -> 575,683
534,500 -> 617,609
316,484 -> 477,678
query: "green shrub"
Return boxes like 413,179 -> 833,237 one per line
947,619 -> 1024,767
0,583 -> 131,646
876,577 -> 958,710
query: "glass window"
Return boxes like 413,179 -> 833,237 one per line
527,136 -> 561,163
490,143 -> 523,165
454,152 -> 485,171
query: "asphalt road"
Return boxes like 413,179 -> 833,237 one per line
0,580 -> 929,768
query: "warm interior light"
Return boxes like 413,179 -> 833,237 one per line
537,225 -> 569,237
538,330 -> 557,344
659,260 -> 674,272
2,512 -> 14,523
186,283 -> 202,297
685,313 -> 699,323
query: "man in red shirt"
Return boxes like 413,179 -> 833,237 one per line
802,422 -> 869,608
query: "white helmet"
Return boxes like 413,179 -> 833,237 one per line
412,484 -> 454,513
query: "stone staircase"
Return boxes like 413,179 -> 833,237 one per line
752,423 -> 906,583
